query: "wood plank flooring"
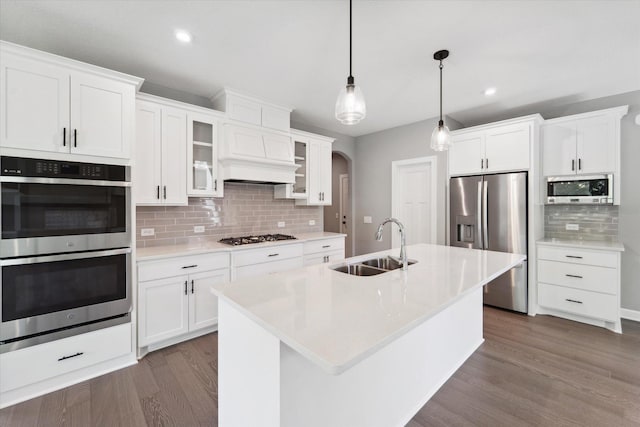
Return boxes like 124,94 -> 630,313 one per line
1,308 -> 639,426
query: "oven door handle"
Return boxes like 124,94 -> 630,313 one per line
0,248 -> 132,266
0,176 -> 131,187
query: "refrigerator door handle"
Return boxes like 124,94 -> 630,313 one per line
483,180 -> 489,249
477,180 -> 483,248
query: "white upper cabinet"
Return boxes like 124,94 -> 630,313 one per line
0,42 -> 142,161
212,89 -> 291,132
541,106 -> 627,204
295,134 -> 334,206
135,98 -> 187,206
448,116 -> 540,176
187,112 -> 222,197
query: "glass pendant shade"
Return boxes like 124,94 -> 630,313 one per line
335,81 -> 366,125
430,120 -> 451,151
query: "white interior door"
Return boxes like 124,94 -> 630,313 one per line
391,157 -> 437,248
339,174 -> 351,257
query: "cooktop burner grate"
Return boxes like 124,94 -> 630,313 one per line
218,234 -> 297,246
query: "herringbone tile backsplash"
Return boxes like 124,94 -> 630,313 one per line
136,183 -> 323,247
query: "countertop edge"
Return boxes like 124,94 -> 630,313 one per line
536,238 -> 624,252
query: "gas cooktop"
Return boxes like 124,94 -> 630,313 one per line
218,234 -> 297,246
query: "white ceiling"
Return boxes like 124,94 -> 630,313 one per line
1,0 -> 639,137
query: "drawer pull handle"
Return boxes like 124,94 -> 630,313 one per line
565,255 -> 583,259
58,352 -> 84,362
322,245 -> 331,248
565,274 -> 583,279
565,298 -> 583,304
268,253 -> 279,257
181,264 -> 198,269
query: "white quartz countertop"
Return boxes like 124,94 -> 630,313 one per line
211,243 -> 526,375
537,238 -> 624,252
136,232 -> 346,261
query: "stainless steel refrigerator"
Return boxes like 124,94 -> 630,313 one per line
449,172 -> 528,313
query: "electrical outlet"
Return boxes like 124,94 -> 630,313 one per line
335,213 -> 339,219
141,228 -> 155,237
308,220 -> 316,226
277,221 -> 285,228
194,225 -> 205,233
364,216 -> 372,224
565,223 -> 579,231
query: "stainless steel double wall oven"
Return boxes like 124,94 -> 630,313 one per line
1,156 -> 132,352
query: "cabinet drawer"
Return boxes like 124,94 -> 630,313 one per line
537,245 -> 617,268
232,243 -> 303,267
235,257 -> 303,280
537,260 -> 617,295
138,252 -> 229,282
303,237 -> 345,255
0,323 -> 131,392
538,283 -> 618,322
304,249 -> 345,266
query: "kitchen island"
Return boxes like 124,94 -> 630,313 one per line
212,243 -> 525,427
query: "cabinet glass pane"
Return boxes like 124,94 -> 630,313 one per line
191,120 -> 215,192
293,141 -> 307,195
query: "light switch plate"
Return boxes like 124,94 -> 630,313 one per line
364,216 -> 372,224
308,220 -> 316,226
141,228 -> 155,236
565,223 -> 579,231
277,221 -> 285,228
194,225 -> 205,233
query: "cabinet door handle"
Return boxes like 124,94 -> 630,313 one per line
565,298 -> 583,304
485,158 -> 488,169
214,179 -> 217,192
74,129 -> 77,147
578,158 -> 582,170
58,352 -> 84,362
322,245 -> 331,248
565,255 -> 583,259
268,253 -> 279,257
191,279 -> 194,294
565,274 -> 583,279
184,280 -> 188,295
480,159 -> 484,169
156,185 -> 160,200
181,264 -> 198,269
571,159 -> 575,171
163,186 -> 167,199
63,127 -> 67,147
324,255 -> 329,263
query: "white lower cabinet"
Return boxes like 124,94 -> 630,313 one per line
303,237 -> 345,266
0,323 -> 131,393
536,242 -> 622,333
232,243 -> 303,280
138,253 -> 229,348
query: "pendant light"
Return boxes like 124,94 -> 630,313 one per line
335,0 -> 366,125
430,49 -> 452,151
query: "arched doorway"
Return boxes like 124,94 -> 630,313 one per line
324,152 -> 353,257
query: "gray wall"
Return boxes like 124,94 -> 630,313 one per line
353,115 -> 462,255
454,90 -> 640,312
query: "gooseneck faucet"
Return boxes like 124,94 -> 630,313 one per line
375,218 -> 408,271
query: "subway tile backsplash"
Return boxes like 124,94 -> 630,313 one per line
136,183 -> 323,247
544,204 -> 619,242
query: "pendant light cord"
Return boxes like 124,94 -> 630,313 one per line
349,0 -> 353,79
439,61 -> 443,124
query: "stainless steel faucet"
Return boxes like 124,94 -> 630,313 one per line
375,218 -> 408,271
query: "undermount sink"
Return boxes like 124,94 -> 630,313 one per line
360,256 -> 417,271
331,256 -> 418,276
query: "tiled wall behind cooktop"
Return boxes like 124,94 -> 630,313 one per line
544,204 -> 619,242
136,183 -> 322,247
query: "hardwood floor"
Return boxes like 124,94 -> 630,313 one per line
1,308 -> 639,426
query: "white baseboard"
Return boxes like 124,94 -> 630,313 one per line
621,308 -> 640,322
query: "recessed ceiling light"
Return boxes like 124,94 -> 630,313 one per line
484,87 -> 497,97
175,30 -> 192,43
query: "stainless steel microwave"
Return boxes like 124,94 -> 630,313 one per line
546,174 -> 613,204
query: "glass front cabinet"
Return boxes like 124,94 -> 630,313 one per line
187,112 -> 222,197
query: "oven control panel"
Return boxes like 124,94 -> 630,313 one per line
1,156 -> 128,181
